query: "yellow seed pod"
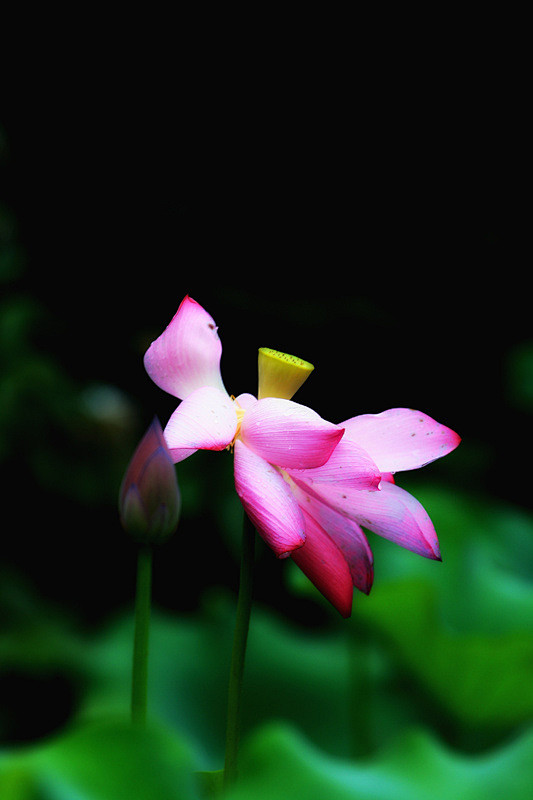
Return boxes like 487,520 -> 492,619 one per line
257,348 -> 314,400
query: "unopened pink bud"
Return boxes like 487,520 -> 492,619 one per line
119,417 -> 181,544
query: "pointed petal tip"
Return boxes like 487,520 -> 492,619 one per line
240,398 -> 344,470
302,479 -> 443,562
359,567 -> 374,595
426,540 -> 442,561
275,536 -> 306,559
144,296 -> 226,400
288,438 -> 381,492
339,600 -> 353,619
291,510 -> 354,618
341,408 -> 462,474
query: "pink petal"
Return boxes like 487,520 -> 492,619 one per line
239,398 -> 344,469
294,478 -> 441,560
291,508 -> 353,618
341,408 -> 461,473
286,439 -> 381,491
234,392 -> 257,412
164,386 -> 237,463
290,480 -> 374,595
233,440 -> 306,558
144,296 -> 227,400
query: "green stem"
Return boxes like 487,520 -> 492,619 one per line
131,544 -> 153,724
223,512 -> 256,787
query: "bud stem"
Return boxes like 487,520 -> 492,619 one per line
131,544 -> 153,724
223,512 -> 255,787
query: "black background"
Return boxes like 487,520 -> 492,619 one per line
1,48 -> 529,633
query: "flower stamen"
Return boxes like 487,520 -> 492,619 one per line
227,396 -> 247,451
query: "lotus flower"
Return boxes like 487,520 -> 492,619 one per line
144,296 -> 460,617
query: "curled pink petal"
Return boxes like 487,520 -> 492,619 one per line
239,398 -> 344,469
233,440 -> 305,558
295,478 -> 441,560
144,296 -> 227,400
290,480 -> 374,595
291,509 -> 353,618
286,439 -> 381,491
164,386 -> 237,463
341,408 -> 461,473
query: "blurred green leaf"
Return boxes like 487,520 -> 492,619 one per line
3,479 -> 532,789
289,482 -> 533,733
222,722 -> 533,800
0,763 -> 38,800
0,718 -> 201,800
357,577 -> 533,726
356,485 -> 533,729
197,768 -> 224,797
82,597 -> 357,765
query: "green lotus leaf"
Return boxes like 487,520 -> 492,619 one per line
0,717 -> 200,800
222,722 -> 533,800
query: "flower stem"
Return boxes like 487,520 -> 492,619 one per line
131,544 -> 153,724
223,512 -> 256,787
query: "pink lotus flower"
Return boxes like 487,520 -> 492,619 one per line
144,296 -> 460,617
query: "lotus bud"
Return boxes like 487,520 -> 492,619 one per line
119,417 -> 181,544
